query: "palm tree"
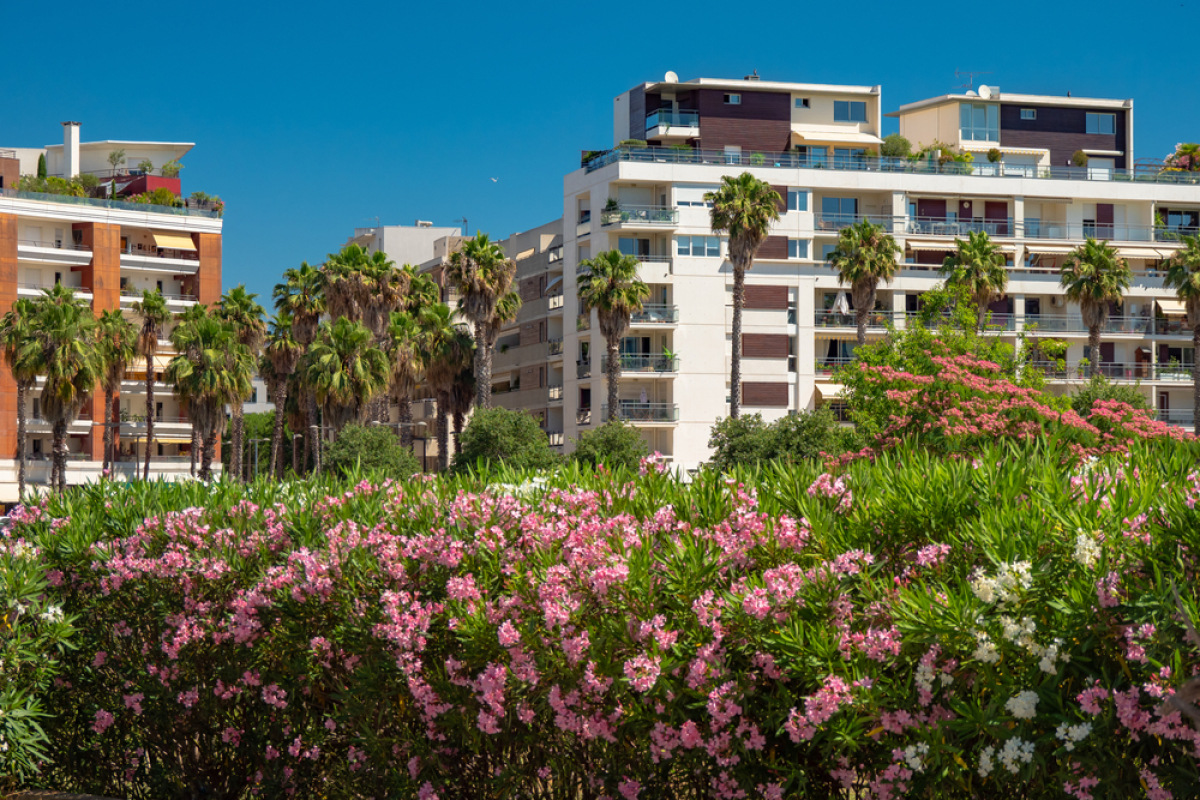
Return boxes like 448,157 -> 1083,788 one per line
386,310 -> 425,450
449,367 -> 475,456
1060,238 -> 1131,377
34,291 -> 99,493
829,219 -> 902,348
274,262 -> 325,471
420,303 -> 473,472
171,303 -> 210,476
305,317 -> 390,439
95,310 -> 138,472
218,285 -> 266,481
264,313 -> 303,476
706,173 -> 782,418
0,299 -> 43,499
319,244 -> 372,323
446,233 -> 517,409
939,230 -> 1008,331
1163,235 -> 1200,433
131,291 -> 173,480
577,250 -> 650,423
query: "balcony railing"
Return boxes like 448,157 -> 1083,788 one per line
0,186 -> 221,218
576,408 -> 592,426
582,146 -> 1200,185
548,337 -> 564,356
119,413 -> 189,424
601,354 -> 679,374
121,243 -> 199,262
602,402 -> 679,422
906,217 -> 1014,237
815,357 -> 855,374
631,304 -> 679,324
1028,361 -> 1195,381
815,214 -> 900,233
548,384 -> 564,401
19,281 -> 88,293
120,288 -> 198,302
1157,410 -> 1195,427
17,239 -> 92,252
645,110 -> 700,130
576,360 -> 592,379
1023,316 -> 1184,335
1024,222 -> 1195,243
815,310 -> 897,329
31,410 -> 92,422
600,204 -> 679,227
546,430 -> 565,446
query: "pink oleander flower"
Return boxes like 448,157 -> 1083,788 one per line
498,620 -> 520,647
92,709 -> 115,735
624,654 -> 661,693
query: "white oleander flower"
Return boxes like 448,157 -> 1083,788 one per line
978,745 -> 995,777
972,632 -> 1000,664
1054,721 -> 1092,751
994,561 -> 1033,604
1005,690 -> 1039,720
1073,532 -> 1101,569
902,742 -> 929,772
998,737 -> 1034,774
39,605 -> 63,623
970,570 -> 997,603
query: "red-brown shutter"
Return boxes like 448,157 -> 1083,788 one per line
744,285 -> 789,310
742,333 -> 790,358
741,382 -> 790,407
757,235 -> 787,260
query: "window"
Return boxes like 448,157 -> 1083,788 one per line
832,148 -> 867,168
618,237 -> 650,257
787,239 -> 810,259
251,388 -> 259,404
960,103 -> 999,141
676,236 -> 721,257
787,189 -> 808,212
1086,112 -> 1115,135
794,97 -> 810,109
821,243 -> 838,263
821,197 -> 858,225
796,146 -> 828,168
834,100 -> 867,122
723,93 -> 741,105
724,145 -> 742,165
1020,108 -> 1036,120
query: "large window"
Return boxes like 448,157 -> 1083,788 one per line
676,236 -> 721,257
796,146 -> 828,168
1086,112 -> 1115,135
787,189 -> 808,212
960,103 -> 999,141
832,148 -> 867,169
834,100 -> 867,123
788,239 -> 810,259
821,197 -> 858,226
618,237 -> 650,257
820,243 -> 838,263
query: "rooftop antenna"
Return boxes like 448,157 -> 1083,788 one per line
453,217 -> 468,236
365,216 -> 380,227
955,69 -> 993,90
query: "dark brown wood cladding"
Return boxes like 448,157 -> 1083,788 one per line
742,381 -> 790,407
771,185 -> 788,214
999,105 -> 1128,168
697,90 -> 791,153
757,235 -> 788,260
628,85 -> 646,141
519,277 -> 541,302
0,158 -> 17,191
520,365 -> 542,388
742,333 -> 790,358
519,322 -> 542,347
744,285 -> 789,310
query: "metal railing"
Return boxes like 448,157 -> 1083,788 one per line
0,186 -> 220,218
583,145 -> 1200,185
815,357 -> 856,374
1023,222 -> 1194,243
576,360 -> 592,379
601,354 -> 679,373
548,384 -> 564,401
1028,361 -> 1194,381
599,204 -> 679,227
121,243 -> 199,261
1022,316 -> 1185,335
631,304 -> 679,324
19,281 -> 87,293
1157,410 -> 1195,427
815,213 -> 899,233
547,337 -> 564,356
815,310 -> 897,328
17,239 -> 92,252
119,414 -> 189,424
576,408 -> 592,426
645,110 -> 700,130
906,217 -> 1014,237
120,288 -> 197,302
546,430 -> 565,446
602,402 -> 679,422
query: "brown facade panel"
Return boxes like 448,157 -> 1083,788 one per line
520,276 -> 540,302
195,233 -> 223,306
519,322 -> 541,347
628,84 -> 646,141
757,235 -> 788,260
520,365 -> 542,389
742,333 -> 790,358
0,158 -> 18,191
742,381 -> 790,407
771,185 -> 788,214
744,285 -> 789,310
697,89 -> 791,153
999,105 -> 1128,168
0,215 -> 16,458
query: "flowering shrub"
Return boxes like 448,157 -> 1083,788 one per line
8,443 -> 1200,798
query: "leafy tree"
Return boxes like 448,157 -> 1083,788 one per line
570,420 -> 648,471
707,409 -> 843,474
447,233 -> 517,408
222,411 -> 295,477
1163,234 -> 1200,434
0,298 -> 43,498
323,423 -> 420,480
880,134 -> 911,158
131,290 -> 173,480
218,285 -> 266,481
96,310 -> 138,472
1069,374 -> 1150,416
136,159 -> 154,175
829,219 -> 901,347
106,149 -> 125,174
577,250 -> 650,422
36,153 -> 46,179
453,408 -> 559,474
1059,238 -> 1131,376
706,173 -> 781,418
305,318 -> 389,439
939,230 -> 1008,331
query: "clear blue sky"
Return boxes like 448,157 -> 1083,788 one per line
3,0 -> 1191,305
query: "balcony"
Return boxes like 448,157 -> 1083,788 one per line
548,292 -> 565,310
905,217 -> 1014,237
493,386 -> 549,410
644,110 -> 700,140
1028,361 -> 1194,382
548,384 -> 564,403
577,314 -> 591,332
1157,410 -> 1195,428
601,402 -> 679,423
815,310 -> 898,329
120,288 -> 197,303
546,430 -> 565,447
1025,222 -> 1189,243
576,211 -> 591,239
599,204 -> 679,228
576,408 -> 593,426
1023,316 -> 1177,336
815,214 -> 901,234
577,360 -> 592,379
601,354 -> 679,374
548,338 -> 564,356
0,186 -> 221,218
631,304 -> 679,325
815,358 -> 855,375
121,243 -> 199,263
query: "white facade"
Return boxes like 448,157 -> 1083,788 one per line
345,222 -> 463,267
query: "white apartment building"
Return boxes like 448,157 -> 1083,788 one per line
559,74 -> 1200,473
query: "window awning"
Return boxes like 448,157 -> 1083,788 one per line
144,437 -> 193,445
1157,299 -> 1188,316
791,130 -> 884,146
814,382 -> 844,398
1117,246 -> 1170,260
906,240 -> 958,252
1026,244 -> 1076,255
152,232 -> 197,251
545,275 -> 563,292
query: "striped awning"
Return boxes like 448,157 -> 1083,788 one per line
1026,244 -> 1076,255
1118,246 -> 1171,260
152,232 -> 197,251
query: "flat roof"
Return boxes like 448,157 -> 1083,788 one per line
639,77 -> 880,96
44,140 -> 196,155
887,92 -> 1131,117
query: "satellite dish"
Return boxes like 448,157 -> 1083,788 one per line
965,90 -> 978,97
664,71 -> 679,83
978,84 -> 992,99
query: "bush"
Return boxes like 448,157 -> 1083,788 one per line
11,441 -> 1200,798
322,422 -> 420,479
453,407 -> 559,473
129,187 -> 182,208
570,420 -> 648,471
1070,373 -> 1151,416
987,147 -> 1003,163
707,409 -> 844,473
1072,149 -> 1089,167
880,133 -> 911,158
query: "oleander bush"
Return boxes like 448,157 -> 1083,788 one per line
7,442 -> 1200,799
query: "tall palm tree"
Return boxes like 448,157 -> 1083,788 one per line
829,219 -> 902,348
319,245 -> 372,323
305,317 -> 390,439
446,233 -> 517,409
264,313 -> 303,476
939,230 -> 1008,331
34,291 -> 99,493
1060,238 -> 1131,376
218,285 -> 266,481
386,310 -> 425,450
1163,235 -> 1200,433
0,298 -> 43,499
420,303 -> 473,472
449,367 -> 475,457
95,310 -> 138,472
274,262 -> 325,472
131,291 -> 172,480
706,173 -> 782,418
171,303 -> 210,477
577,250 -> 650,423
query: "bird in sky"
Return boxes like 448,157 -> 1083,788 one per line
490,177 -> 498,182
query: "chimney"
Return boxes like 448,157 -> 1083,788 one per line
62,121 -> 81,178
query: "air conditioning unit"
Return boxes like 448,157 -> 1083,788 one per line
1050,296 -> 1065,308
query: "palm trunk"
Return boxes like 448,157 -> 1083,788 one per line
52,420 -> 67,494
16,381 -> 27,501
453,410 -> 465,456
856,307 -> 868,348
1088,326 -> 1101,378
305,390 -> 318,474
102,389 -> 113,473
398,395 -> 413,448
190,424 -> 199,477
606,335 -> 620,423
1193,323 -> 1200,436
143,358 -> 155,481
272,380 -> 288,478
731,263 -> 746,418
474,322 -> 491,409
200,428 -> 217,482
436,390 -> 450,472
230,400 -> 244,483
292,423 -> 301,475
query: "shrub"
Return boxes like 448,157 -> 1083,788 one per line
707,408 -> 844,473
322,422 -> 420,479
129,187 -> 182,208
987,147 -> 1003,163
1072,149 -> 1089,167
453,407 -> 559,473
160,159 -> 183,178
569,420 -> 648,471
880,133 -> 911,158
136,159 -> 154,175
1070,373 -> 1151,416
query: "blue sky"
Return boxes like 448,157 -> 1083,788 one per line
3,0 -> 1192,305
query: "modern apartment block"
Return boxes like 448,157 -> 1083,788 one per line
557,74 -> 1200,473
0,123 -> 222,501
